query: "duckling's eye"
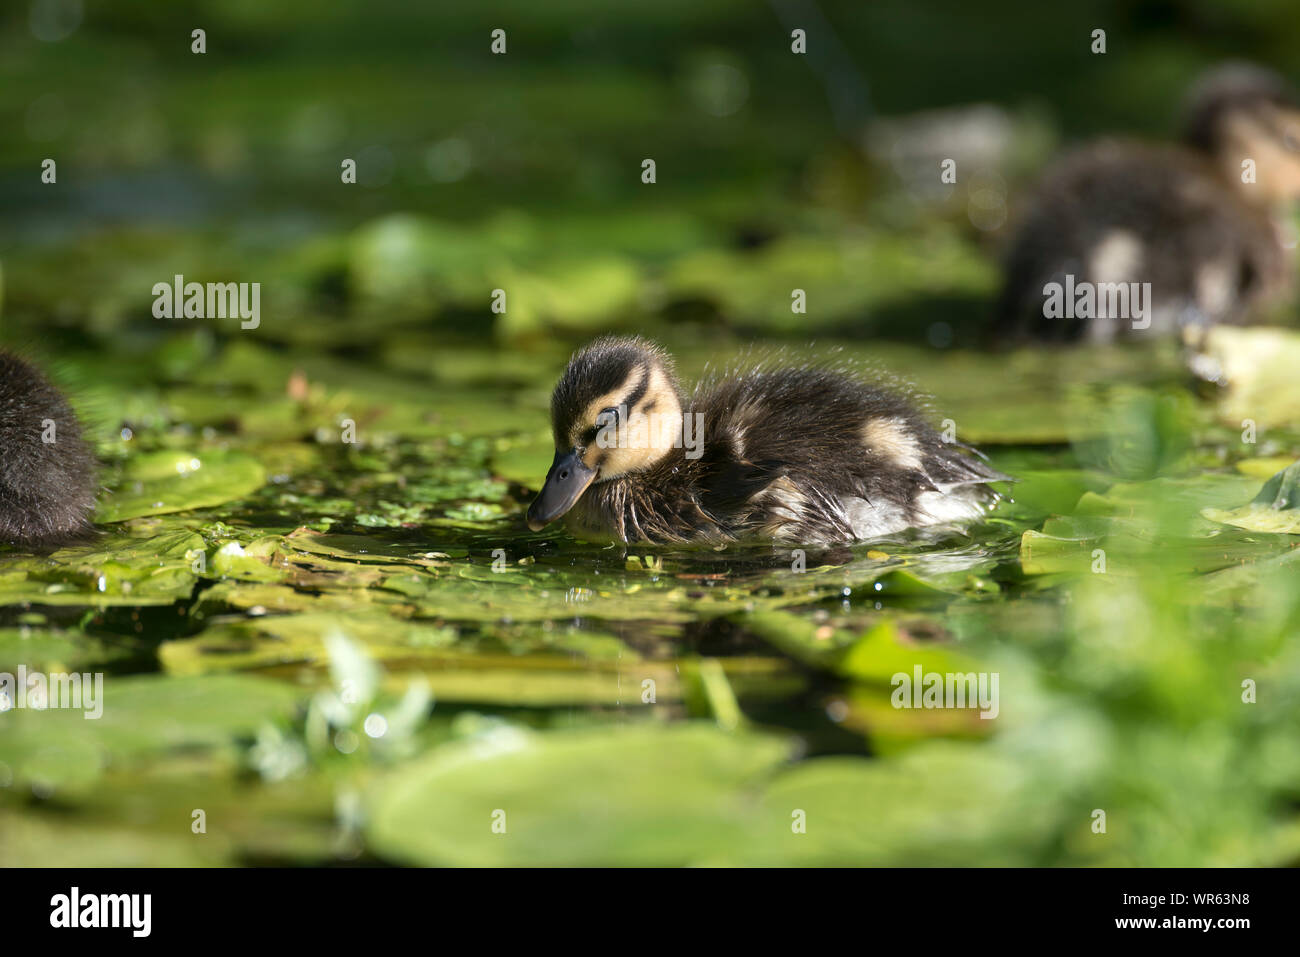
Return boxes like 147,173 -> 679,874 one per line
582,407 -> 620,448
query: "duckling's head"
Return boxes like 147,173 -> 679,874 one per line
527,336 -> 683,531
1184,62 -> 1300,205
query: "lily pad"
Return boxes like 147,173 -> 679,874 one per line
97,451 -> 267,523
1202,460 -> 1300,534
0,674 -> 303,794
367,723 -> 793,866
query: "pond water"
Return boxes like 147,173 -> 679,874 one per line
4,311 -> 1299,866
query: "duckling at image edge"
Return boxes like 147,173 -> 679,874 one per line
998,62 -> 1300,343
526,337 -> 1009,545
0,350 -> 97,549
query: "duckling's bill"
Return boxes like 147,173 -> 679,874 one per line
527,448 -> 598,530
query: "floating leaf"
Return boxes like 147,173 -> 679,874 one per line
97,450 -> 267,523
1202,460 -> 1300,534
0,674 -> 303,794
367,723 -> 792,866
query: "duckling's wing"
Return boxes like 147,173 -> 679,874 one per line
690,363 -> 1014,542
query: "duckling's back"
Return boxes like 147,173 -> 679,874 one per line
997,141 -> 1285,342
688,365 -> 1006,543
0,352 -> 97,548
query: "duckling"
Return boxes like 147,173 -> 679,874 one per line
0,351 -> 97,548
525,337 -> 1007,545
998,62 -> 1300,343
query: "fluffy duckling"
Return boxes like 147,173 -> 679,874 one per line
998,62 -> 1300,343
0,351 -> 97,548
526,337 -> 1007,545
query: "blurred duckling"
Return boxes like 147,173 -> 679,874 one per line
0,351 -> 97,548
526,337 -> 1007,545
998,62 -> 1300,343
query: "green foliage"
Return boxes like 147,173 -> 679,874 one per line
2,326 -> 1297,865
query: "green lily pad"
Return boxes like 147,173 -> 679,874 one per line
0,627 -> 132,672
367,723 -> 793,866
0,674 -> 303,795
97,451 -> 267,523
746,743 -> 1057,866
0,528 -> 204,606
1202,460 -> 1300,534
837,619 -> 985,685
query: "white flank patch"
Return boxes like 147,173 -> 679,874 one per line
913,487 -> 989,525
1196,259 -> 1236,317
1089,230 -> 1144,284
861,417 -> 924,471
